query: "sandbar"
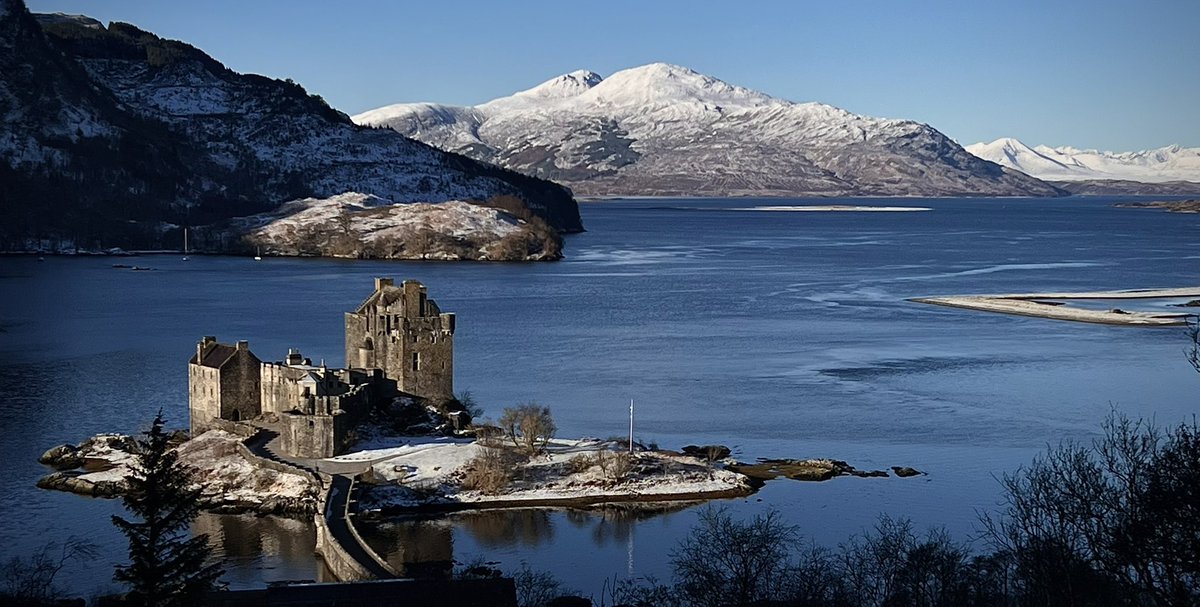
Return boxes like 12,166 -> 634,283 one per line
911,287 -> 1200,326
739,205 -> 932,212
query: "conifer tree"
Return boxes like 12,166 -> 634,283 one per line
113,411 -> 223,606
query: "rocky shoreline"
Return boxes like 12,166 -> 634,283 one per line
36,432 -> 926,519
37,431 -> 319,516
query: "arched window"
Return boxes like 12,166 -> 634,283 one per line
231,409 -> 241,422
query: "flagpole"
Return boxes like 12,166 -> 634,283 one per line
628,398 -> 635,454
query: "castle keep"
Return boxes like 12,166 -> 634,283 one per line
188,279 -> 457,458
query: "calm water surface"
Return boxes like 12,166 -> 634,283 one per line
0,197 -> 1196,597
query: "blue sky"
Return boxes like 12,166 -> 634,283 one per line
27,0 -> 1200,150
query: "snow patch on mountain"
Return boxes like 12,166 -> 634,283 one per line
354,63 -> 1057,197
966,138 -> 1200,183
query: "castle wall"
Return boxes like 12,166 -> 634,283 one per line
188,364 -> 222,435
219,349 -> 262,422
345,279 -> 455,403
261,363 -> 309,415
280,413 -> 337,459
388,316 -> 454,402
344,313 -> 375,370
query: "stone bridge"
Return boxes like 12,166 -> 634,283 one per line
242,427 -> 397,581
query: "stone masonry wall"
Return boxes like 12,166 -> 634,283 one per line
219,349 -> 262,422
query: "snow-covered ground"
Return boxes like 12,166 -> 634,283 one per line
337,436 -> 752,512
232,193 -> 550,261
966,138 -> 1200,183
37,431 -> 319,514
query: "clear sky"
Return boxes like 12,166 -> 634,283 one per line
26,0 -> 1200,150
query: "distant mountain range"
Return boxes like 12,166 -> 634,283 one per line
354,63 -> 1060,198
0,0 -> 581,252
966,138 -> 1200,186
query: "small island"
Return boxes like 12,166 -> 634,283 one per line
1113,199 -> 1200,213
36,277 -> 922,582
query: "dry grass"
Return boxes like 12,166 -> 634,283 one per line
462,445 -> 517,495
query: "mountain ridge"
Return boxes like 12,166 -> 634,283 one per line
355,63 -> 1062,198
966,137 -> 1200,184
0,0 -> 582,252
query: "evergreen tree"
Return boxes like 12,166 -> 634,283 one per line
112,411 -> 223,606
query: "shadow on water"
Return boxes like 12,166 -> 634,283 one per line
193,513 -> 320,587
357,503 -> 695,579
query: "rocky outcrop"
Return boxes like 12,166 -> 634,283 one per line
356,63 -> 1062,198
0,0 -> 581,253
35,430 -> 319,515
728,458 -> 912,484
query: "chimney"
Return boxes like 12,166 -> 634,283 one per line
286,348 -> 303,366
196,336 -> 216,363
236,340 -> 249,351
375,277 -> 394,291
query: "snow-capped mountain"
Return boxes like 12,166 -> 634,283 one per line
966,138 -> 1200,183
355,63 -> 1059,198
0,0 -> 580,251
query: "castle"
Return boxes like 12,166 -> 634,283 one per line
189,278 -> 457,458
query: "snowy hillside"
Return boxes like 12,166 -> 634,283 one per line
234,193 -> 561,261
355,63 -> 1059,198
0,0 -> 581,252
966,138 -> 1200,183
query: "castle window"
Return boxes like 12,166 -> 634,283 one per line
412,352 -> 420,372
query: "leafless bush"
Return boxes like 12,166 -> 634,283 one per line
512,563 -> 566,607
498,404 -> 556,455
462,445 -> 515,495
595,449 -> 634,483
567,453 -> 596,474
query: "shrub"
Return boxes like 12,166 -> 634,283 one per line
462,445 -> 515,495
498,404 -> 556,455
595,449 -> 634,483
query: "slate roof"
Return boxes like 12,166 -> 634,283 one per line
190,344 -> 238,368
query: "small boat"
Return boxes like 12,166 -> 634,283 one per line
182,228 -> 190,261
254,246 -> 262,261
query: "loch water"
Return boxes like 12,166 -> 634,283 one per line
0,197 -> 1196,597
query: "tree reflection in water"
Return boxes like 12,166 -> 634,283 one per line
359,502 -> 698,579
191,513 -> 318,587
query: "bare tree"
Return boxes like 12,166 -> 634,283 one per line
1,537 -> 97,602
982,412 -> 1200,606
498,404 -> 556,455
1186,318 -> 1199,375
670,507 -> 797,607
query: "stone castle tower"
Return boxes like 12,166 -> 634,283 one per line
344,278 -> 455,402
